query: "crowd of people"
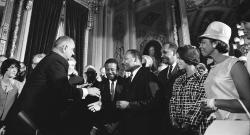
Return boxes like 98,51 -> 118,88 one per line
0,20 -> 249,135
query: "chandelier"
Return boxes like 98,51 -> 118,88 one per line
88,0 -> 103,14
87,0 -> 104,29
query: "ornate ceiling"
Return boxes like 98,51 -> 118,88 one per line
186,0 -> 248,45
131,0 -> 249,45
80,0 -> 250,45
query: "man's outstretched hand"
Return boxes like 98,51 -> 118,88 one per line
88,101 -> 102,112
87,87 -> 101,98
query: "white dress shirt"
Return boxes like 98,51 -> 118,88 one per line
131,66 -> 142,82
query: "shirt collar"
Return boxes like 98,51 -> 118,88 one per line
109,79 -> 117,83
170,61 -> 177,72
131,66 -> 142,81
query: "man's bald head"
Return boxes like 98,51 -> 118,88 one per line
53,36 -> 75,49
53,36 -> 75,60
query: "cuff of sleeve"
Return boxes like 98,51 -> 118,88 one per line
82,88 -> 88,99
207,98 -> 218,110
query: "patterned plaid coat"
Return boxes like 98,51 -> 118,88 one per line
170,70 -> 209,134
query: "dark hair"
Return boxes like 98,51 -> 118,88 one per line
177,45 -> 200,66
234,49 -> 243,58
241,13 -> 250,23
1,58 -> 21,75
126,49 -> 142,62
162,42 -> 178,54
212,39 -> 229,53
143,40 -> 161,59
15,62 -> 27,82
104,58 -> 119,70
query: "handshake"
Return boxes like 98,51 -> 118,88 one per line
88,100 -> 102,112
84,87 -> 102,112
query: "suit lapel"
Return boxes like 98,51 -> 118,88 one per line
169,64 -> 179,79
130,67 -> 143,86
104,80 -> 112,100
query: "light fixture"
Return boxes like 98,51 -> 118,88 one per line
88,0 -> 103,14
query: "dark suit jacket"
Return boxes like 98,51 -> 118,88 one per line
158,64 -> 183,100
157,64 -> 184,134
68,74 -> 85,86
60,79 -> 102,135
100,76 -> 125,124
121,67 -> 160,135
6,52 -> 83,135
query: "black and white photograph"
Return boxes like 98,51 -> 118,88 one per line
0,0 -> 250,135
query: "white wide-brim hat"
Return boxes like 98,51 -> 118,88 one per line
200,21 -> 231,45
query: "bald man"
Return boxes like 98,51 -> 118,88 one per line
6,36 -> 100,135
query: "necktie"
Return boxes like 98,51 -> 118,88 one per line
110,81 -> 115,101
129,72 -> 133,82
167,65 -> 173,79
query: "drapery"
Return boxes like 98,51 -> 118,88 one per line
65,0 -> 88,76
24,0 -> 63,71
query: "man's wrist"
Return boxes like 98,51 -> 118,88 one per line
81,88 -> 88,99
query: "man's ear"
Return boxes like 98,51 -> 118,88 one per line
133,57 -> 137,62
62,44 -> 67,53
212,42 -> 217,48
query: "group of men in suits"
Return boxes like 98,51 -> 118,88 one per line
98,43 -> 183,135
4,35 -> 184,135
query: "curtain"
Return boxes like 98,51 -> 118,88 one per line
56,19 -> 65,40
65,0 -> 88,76
24,0 -> 63,70
56,4 -> 66,40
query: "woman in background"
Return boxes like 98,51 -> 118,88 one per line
0,59 -> 23,134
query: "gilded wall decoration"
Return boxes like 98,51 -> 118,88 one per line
113,12 -> 125,73
186,0 -> 244,48
186,0 -> 241,11
137,30 -> 167,53
10,0 -> 24,57
114,40 -> 124,75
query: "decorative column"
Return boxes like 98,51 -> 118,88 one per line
124,0 -> 136,50
18,0 -> 33,62
165,0 -> 176,45
83,4 -> 94,68
0,0 -> 15,55
103,0 -> 114,61
171,3 -> 178,46
177,0 -> 190,46
10,0 -> 25,58
83,27 -> 90,68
